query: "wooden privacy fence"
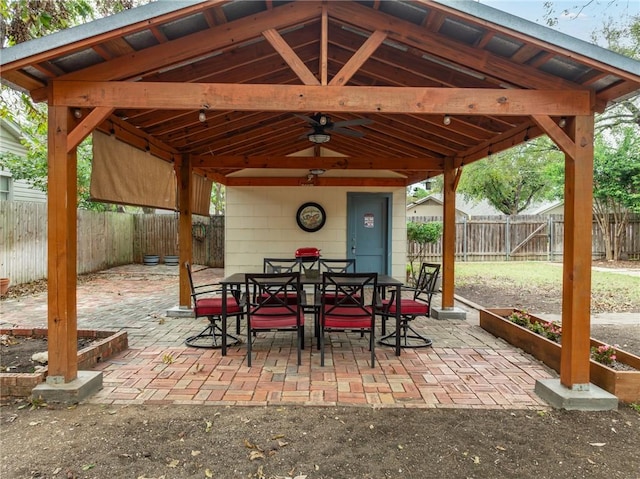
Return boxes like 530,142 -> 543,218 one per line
134,214 -> 224,266
408,214 -> 640,262
1,201 -> 224,285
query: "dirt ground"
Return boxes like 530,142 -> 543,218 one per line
1,263 -> 639,479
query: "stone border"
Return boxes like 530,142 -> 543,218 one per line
0,328 -> 128,400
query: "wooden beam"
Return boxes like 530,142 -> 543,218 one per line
262,28 -> 320,85
328,2 -> 588,91
225,176 -> 407,187
67,107 -> 114,152
178,155 -> 193,308
560,115 -> 594,389
532,115 -> 576,159
191,155 -> 443,170
51,81 -> 593,116
320,3 -> 328,86
441,159 -> 456,309
55,2 -> 322,83
47,106 -> 78,383
329,30 -> 387,86
3,1 -> 230,73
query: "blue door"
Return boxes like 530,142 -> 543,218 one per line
347,193 -> 391,274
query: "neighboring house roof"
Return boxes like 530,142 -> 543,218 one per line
408,194 -> 565,217
408,194 -> 502,217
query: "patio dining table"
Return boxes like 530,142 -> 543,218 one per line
219,272 -> 404,357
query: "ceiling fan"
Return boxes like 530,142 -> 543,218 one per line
296,113 -> 372,143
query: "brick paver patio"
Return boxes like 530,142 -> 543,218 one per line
0,264 -> 554,409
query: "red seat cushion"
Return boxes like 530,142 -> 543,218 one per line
323,306 -> 373,328
250,306 -> 304,328
385,299 -> 429,316
195,297 -> 241,316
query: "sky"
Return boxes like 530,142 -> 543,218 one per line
477,0 -> 639,44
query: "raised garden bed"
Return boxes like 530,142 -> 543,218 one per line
0,328 -> 127,400
479,308 -> 640,403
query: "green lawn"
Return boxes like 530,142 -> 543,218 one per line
455,261 -> 640,306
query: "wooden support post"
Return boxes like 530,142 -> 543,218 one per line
560,115 -> 594,389
441,161 -> 457,308
47,106 -> 78,383
178,154 -> 193,307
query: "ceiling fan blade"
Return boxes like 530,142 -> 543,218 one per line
331,127 -> 366,138
331,118 -> 373,128
294,114 -> 320,126
297,129 -> 314,140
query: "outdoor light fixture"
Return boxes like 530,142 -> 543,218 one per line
198,110 -> 206,122
73,109 -> 82,119
308,132 -> 331,143
443,115 -> 451,126
309,168 -> 326,176
558,117 -> 567,128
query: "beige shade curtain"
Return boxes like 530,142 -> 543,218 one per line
91,131 -> 212,215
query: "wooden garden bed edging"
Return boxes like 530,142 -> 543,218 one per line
479,308 -> 640,403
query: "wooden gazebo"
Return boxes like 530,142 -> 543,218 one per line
2,0 -> 639,400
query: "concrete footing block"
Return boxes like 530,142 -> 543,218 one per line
166,306 -> 195,318
431,306 -> 467,320
535,379 -> 618,411
32,371 -> 103,404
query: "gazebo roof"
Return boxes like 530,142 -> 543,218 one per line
2,0 -> 639,187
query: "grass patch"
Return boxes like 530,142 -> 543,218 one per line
455,261 -> 640,310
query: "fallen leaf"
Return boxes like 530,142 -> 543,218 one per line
277,439 -> 288,447
191,450 -> 201,456
244,439 -> 255,449
29,421 -> 43,426
397,445 -> 404,450
496,446 -> 507,451
473,456 -> 480,464
53,467 -> 62,474
272,434 -> 286,439
249,451 -> 265,461
587,458 -> 596,464
256,465 -> 265,479
205,420 -> 212,433
205,469 -> 213,478
81,464 -> 95,471
167,459 -> 180,468
589,443 -> 606,447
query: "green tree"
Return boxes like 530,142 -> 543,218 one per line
592,128 -> 640,260
457,137 -> 563,215
406,221 -> 443,285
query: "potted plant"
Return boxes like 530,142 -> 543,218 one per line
479,308 -> 640,402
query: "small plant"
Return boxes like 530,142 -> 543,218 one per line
508,310 -> 531,328
591,344 -> 618,366
630,403 -> 640,413
507,311 -> 561,343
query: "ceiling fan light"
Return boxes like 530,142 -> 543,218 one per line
309,168 -> 326,176
308,132 -> 331,143
443,115 -> 451,126
198,110 -> 206,122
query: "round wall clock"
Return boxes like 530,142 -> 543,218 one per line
296,202 -> 326,232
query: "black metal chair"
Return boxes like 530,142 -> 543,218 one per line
319,272 -> 378,367
263,258 -> 302,274
245,272 -> 305,367
184,262 -> 243,349
378,262 -> 440,348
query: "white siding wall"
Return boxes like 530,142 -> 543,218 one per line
0,120 -> 47,203
226,186 -> 407,280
